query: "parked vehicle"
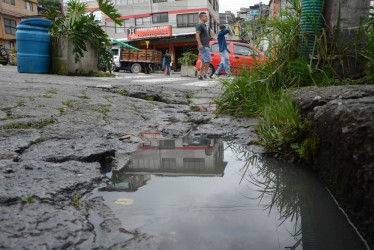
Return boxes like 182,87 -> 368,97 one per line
196,40 -> 266,76
111,45 -> 162,73
0,46 -> 9,65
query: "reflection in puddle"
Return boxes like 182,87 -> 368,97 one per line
89,136 -> 368,250
102,135 -> 226,192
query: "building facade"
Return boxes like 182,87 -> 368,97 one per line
269,0 -> 280,19
104,0 -> 220,69
0,0 -> 38,49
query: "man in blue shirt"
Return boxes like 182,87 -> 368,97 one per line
212,25 -> 231,77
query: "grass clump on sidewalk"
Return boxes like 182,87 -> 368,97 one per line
215,0 -> 373,164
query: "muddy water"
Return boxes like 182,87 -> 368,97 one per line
88,135 -> 368,250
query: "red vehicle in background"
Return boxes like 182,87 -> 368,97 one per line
195,40 -> 266,77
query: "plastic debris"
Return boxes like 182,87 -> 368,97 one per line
119,135 -> 131,140
114,198 -> 134,205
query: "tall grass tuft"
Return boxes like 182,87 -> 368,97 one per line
216,0 -> 373,162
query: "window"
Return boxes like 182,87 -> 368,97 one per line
124,19 -> 129,28
115,23 -> 124,33
233,44 -> 259,57
135,16 -> 151,26
152,12 -> 168,23
2,0 -> 15,5
153,0 -> 167,2
4,40 -> 14,50
115,0 -> 127,5
4,19 -> 17,35
159,140 -> 175,149
24,1 -> 33,11
211,42 -> 231,53
111,48 -> 119,56
162,158 -> 176,169
183,158 -> 205,169
177,13 -> 198,28
115,19 -> 129,33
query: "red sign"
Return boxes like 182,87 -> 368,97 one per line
128,25 -> 172,40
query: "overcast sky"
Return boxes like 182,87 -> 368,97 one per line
219,0 -> 270,14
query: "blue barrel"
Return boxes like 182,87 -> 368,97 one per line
16,19 -> 51,73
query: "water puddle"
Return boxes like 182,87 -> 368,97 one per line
88,135 -> 368,250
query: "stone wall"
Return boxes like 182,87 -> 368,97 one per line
292,85 -> 374,249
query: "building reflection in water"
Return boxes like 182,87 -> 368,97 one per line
101,134 -> 227,192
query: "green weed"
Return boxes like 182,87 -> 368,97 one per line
62,99 -> 78,108
34,137 -> 46,144
1,119 -> 55,130
130,105 -> 139,114
71,194 -> 80,209
93,71 -> 115,77
98,104 -> 110,115
20,195 -> 34,205
37,104 -> 46,108
28,96 -> 35,101
46,89 -> 58,94
145,97 -> 154,101
16,101 -> 24,107
256,92 -> 319,163
117,89 -> 128,96
3,116 -> 16,120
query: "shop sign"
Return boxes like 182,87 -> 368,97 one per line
127,25 -> 172,40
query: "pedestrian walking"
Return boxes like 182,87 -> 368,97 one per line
212,25 -> 231,78
164,50 -> 172,76
196,12 -> 214,80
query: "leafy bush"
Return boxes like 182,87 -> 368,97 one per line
43,0 -> 122,69
177,52 -> 198,66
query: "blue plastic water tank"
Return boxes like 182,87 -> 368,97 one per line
16,19 -> 52,73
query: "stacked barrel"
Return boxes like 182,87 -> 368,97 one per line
300,0 -> 324,56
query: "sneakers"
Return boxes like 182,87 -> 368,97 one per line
211,74 -> 217,79
203,74 -> 213,79
198,75 -> 204,80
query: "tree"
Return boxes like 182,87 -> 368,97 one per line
38,0 -> 62,13
43,0 -> 122,69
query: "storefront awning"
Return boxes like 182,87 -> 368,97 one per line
112,39 -> 139,50
111,32 -> 196,43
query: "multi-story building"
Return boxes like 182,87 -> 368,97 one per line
104,0 -> 220,68
0,0 -> 38,49
269,0 -> 280,19
237,7 -> 249,20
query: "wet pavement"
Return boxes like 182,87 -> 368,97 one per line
0,65 -> 368,249
87,137 -> 367,250
0,65 -> 261,249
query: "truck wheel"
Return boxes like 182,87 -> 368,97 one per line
131,63 -> 142,73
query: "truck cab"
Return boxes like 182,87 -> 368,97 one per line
111,45 -> 121,72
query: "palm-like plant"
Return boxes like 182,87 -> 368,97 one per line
43,0 -> 122,69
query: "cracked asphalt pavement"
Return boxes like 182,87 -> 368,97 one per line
0,65 -> 261,249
